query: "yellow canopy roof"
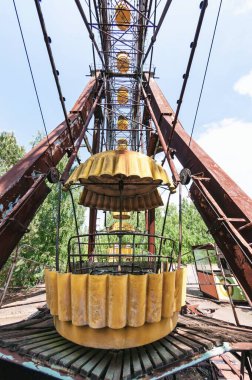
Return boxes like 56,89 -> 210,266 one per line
79,188 -> 163,211
64,148 -> 173,197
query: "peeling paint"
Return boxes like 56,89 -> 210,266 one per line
145,343 -> 231,379
0,350 -> 75,379
0,195 -> 20,221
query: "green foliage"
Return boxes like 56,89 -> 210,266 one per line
0,131 -> 85,287
17,159 -> 85,286
0,132 -> 25,176
160,198 -> 213,263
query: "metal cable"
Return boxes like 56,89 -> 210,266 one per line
188,0 -> 223,148
34,0 -> 76,152
161,0 -> 209,166
13,0 -> 55,166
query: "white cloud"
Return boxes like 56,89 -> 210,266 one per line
197,118 -> 252,197
232,0 -> 252,14
234,70 -> 252,98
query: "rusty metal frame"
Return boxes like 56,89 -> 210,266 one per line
144,74 -> 252,300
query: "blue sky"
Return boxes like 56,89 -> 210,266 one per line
1,0 -> 252,197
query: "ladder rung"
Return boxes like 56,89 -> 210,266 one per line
217,217 -> 246,222
238,222 -> 252,231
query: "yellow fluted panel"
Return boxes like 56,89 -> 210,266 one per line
55,312 -> 179,349
57,273 -> 71,321
162,271 -> 176,318
146,273 -> 163,323
79,188 -> 164,211
174,267 -> 187,311
46,270 -> 58,316
127,274 -> 147,327
44,269 -> 50,308
108,275 -> 128,329
71,274 -> 88,326
88,275 -> 107,328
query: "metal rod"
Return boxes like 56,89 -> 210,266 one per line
158,192 -> 171,256
141,85 -> 180,184
0,246 -> 19,308
166,0 -> 208,150
34,0 -> 75,149
216,245 -> 240,326
55,182 -> 61,271
68,189 -> 81,258
178,183 -> 183,268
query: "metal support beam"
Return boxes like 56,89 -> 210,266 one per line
0,177 -> 50,269
142,85 -> 180,184
144,75 -> 252,300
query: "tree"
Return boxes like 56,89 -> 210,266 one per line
161,198 -> 213,263
0,131 -> 85,286
0,132 -> 25,176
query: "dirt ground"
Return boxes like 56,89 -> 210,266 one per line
0,284 -> 46,326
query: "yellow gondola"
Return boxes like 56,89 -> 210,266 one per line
45,267 -> 187,349
117,86 -> 129,104
117,52 -> 130,73
64,139 -> 176,211
115,2 -> 131,31
117,115 -> 128,130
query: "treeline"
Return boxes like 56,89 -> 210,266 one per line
0,131 -> 212,287
0,132 -> 84,286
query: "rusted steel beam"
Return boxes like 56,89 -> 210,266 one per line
142,85 -> 180,184
144,75 -> 252,300
0,177 -> 50,269
0,77 -> 97,269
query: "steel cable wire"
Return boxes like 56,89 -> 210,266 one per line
13,0 -> 55,166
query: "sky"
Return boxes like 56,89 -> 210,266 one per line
0,0 -> 252,199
